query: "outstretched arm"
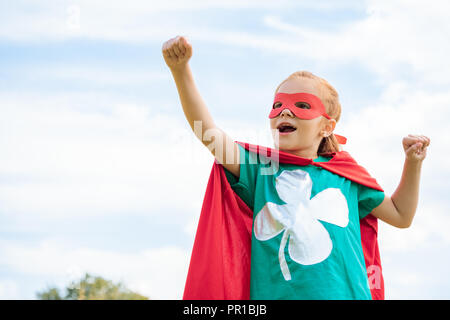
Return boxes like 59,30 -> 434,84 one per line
162,36 -> 240,178
371,134 -> 430,228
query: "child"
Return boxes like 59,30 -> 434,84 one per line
162,35 -> 430,300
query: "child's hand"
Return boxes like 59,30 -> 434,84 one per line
162,35 -> 193,71
403,134 -> 430,162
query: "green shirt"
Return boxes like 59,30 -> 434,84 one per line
224,144 -> 385,300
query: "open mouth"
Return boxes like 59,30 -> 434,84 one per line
277,123 -> 297,134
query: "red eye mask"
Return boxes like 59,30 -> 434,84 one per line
268,92 -> 347,145
268,92 -> 331,120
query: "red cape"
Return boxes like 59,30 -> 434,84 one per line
183,141 -> 385,300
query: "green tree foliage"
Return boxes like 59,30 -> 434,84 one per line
36,287 -> 63,300
36,273 -> 149,300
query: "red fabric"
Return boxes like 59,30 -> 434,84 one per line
360,214 -> 385,300
183,141 -> 385,300
334,134 -> 347,145
183,159 -> 253,299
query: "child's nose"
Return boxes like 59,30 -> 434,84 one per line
280,108 -> 294,117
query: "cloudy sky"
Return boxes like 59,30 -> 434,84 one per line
1,0 -> 449,299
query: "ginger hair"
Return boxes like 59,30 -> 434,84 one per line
274,70 -> 342,155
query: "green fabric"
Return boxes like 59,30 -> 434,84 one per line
224,144 -> 385,300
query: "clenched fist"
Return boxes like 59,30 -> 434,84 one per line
403,134 -> 430,162
162,35 -> 193,70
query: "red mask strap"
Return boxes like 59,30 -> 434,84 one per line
334,134 -> 347,145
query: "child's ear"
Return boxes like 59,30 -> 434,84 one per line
322,118 -> 336,135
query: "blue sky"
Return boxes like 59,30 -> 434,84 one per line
1,0 -> 450,299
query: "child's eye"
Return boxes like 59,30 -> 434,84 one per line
272,102 -> 282,109
295,102 -> 311,109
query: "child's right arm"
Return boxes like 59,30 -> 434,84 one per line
162,35 -> 240,178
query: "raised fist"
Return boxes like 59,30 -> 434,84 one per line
403,134 -> 430,162
162,35 -> 193,70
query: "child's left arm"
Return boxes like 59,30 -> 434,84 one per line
371,134 -> 430,228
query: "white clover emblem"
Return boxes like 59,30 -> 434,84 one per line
254,169 -> 349,281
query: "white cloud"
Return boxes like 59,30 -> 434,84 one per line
379,203 -> 450,255
1,0 -> 359,43
262,0 -> 450,87
0,92 -> 213,219
341,84 -> 449,193
0,280 -> 20,300
9,64 -> 171,87
4,0 -> 449,88
381,236 -> 450,299
5,1 -> 448,92
0,239 -> 190,299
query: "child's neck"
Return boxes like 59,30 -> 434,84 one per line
279,148 -> 319,160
